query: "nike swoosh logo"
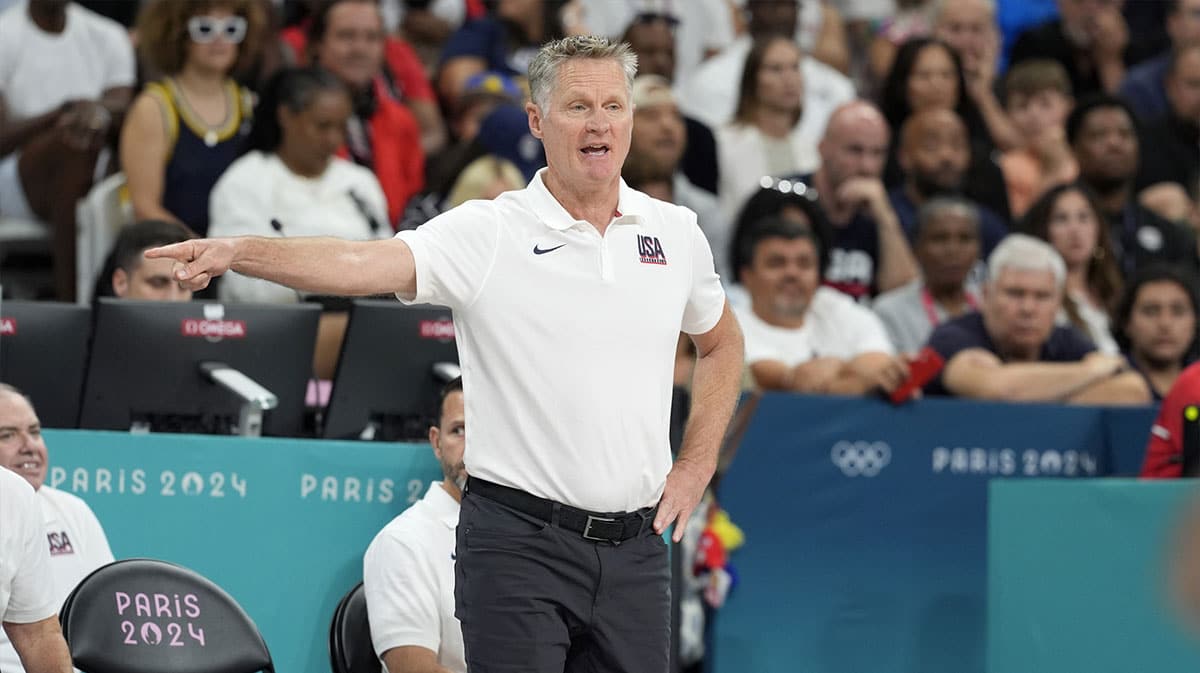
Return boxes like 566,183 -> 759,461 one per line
533,244 -> 566,255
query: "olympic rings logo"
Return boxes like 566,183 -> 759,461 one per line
830,441 -> 891,477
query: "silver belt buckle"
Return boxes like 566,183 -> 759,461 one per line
582,515 -> 617,541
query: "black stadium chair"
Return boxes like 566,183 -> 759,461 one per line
329,581 -> 380,673
59,559 -> 274,673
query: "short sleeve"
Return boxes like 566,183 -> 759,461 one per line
78,502 -> 115,567
363,529 -> 441,656
681,214 -> 726,335
926,320 -> 980,363
394,201 -> 500,310
845,306 -> 896,356
4,485 -> 56,624
1053,326 -> 1096,361
98,21 -> 136,90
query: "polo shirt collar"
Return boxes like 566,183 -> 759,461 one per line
527,168 -> 644,231
423,481 -> 460,529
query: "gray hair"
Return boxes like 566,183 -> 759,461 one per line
933,0 -> 996,24
915,196 -> 980,239
527,35 -> 639,110
986,234 -> 1066,287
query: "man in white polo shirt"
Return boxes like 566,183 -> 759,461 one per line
0,385 -> 115,673
0,464 -> 74,673
148,35 -> 744,673
363,377 -> 466,673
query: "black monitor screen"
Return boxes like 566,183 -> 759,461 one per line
322,300 -> 459,441
79,299 -> 320,436
0,301 -> 90,428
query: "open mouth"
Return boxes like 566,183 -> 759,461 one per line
581,144 -> 610,157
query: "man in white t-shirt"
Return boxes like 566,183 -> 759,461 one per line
148,36 -> 744,673
0,466 -> 72,673
0,0 -> 135,300
734,215 -> 908,394
0,384 -> 115,673
363,377 -> 466,673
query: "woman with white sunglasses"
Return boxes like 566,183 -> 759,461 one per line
119,0 -> 266,237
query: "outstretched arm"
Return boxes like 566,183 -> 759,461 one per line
146,236 -> 417,299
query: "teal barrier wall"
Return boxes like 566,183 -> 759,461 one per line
989,480 -> 1200,673
43,429 -> 441,673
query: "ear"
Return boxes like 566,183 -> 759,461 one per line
112,268 -> 129,297
526,101 -> 543,140
429,426 -> 442,460
277,105 -> 296,134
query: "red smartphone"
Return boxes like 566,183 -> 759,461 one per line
889,347 -> 945,404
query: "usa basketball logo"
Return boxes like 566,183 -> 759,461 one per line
637,235 -> 667,265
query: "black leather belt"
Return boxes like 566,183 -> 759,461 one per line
466,477 -> 655,543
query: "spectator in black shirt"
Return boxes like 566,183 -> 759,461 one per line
1009,0 -> 1144,97
1137,45 -> 1200,222
1068,94 -> 1199,273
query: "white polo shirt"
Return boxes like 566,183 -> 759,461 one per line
0,486 -> 115,672
363,482 -> 464,673
396,169 -> 725,512
0,468 -> 56,626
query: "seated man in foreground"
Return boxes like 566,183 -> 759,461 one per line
734,214 -> 908,395
924,234 -> 1150,404
363,377 -> 466,673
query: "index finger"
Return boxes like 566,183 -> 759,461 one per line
144,240 -> 197,262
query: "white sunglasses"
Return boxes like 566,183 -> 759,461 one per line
187,15 -> 247,44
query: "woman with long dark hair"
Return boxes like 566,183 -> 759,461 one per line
877,37 -> 1012,219
207,66 -> 388,304
1020,182 -> 1123,352
716,35 -> 820,220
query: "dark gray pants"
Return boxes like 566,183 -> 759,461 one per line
454,490 -> 671,673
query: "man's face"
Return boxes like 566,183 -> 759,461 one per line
1058,0 -> 1123,46
429,390 -> 465,486
1126,280 -> 1197,367
1007,89 -> 1073,141
742,235 -> 821,323
626,19 -> 676,81
747,0 -> 799,39
527,59 -> 633,190
915,211 -> 980,290
984,267 -> 1062,357
818,109 -> 890,188
934,0 -> 996,71
900,112 -> 970,196
1169,0 -> 1200,47
114,253 -> 193,301
1073,106 -> 1138,188
1168,49 -> 1200,121
0,393 -> 48,490
630,102 -> 686,180
313,1 -> 384,90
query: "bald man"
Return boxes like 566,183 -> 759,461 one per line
801,100 -> 917,301
889,108 -> 1009,258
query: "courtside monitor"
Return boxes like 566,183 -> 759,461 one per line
79,299 -> 320,436
322,300 -> 459,441
0,301 -> 90,428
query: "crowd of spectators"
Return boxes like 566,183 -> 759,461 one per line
5,0 -> 1200,409
9,2 -> 1200,671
